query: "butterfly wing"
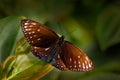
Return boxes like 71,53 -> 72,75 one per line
21,19 -> 59,48
60,41 -> 93,71
50,49 -> 68,70
30,43 -> 56,62
21,19 -> 93,71
31,44 -> 68,71
31,46 -> 67,70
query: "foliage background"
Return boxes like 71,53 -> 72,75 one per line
0,0 -> 120,80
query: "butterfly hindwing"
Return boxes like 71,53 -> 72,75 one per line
60,41 -> 93,71
31,43 -> 68,71
21,19 -> 59,48
30,46 -> 54,62
50,48 -> 68,71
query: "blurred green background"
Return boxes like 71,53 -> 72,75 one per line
0,0 -> 120,80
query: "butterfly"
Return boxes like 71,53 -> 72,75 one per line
21,19 -> 93,71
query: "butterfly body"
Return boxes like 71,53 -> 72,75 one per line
21,19 -> 93,71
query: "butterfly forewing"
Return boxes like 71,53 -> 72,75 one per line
21,19 -> 59,48
60,41 -> 93,71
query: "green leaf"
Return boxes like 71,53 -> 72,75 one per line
7,37 -> 53,80
81,73 -> 120,80
15,37 -> 30,55
0,16 -> 22,63
63,18 -> 93,48
7,55 -> 53,80
0,16 -> 53,80
0,56 -> 16,80
96,6 -> 120,50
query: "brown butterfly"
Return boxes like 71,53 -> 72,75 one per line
21,19 -> 93,71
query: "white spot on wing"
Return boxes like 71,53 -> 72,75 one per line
24,23 -> 29,25
74,61 -> 76,64
70,66 -> 72,68
28,32 -> 31,34
31,22 -> 37,25
78,56 -> 80,58
34,35 -> 37,37
70,58 -> 72,62
25,29 -> 30,31
37,38 -> 41,41
45,47 -> 50,51
28,28 -> 31,30
32,31 -> 35,33
74,65 -> 76,68
79,64 -> 81,67
58,55 -> 60,59
31,41 -> 34,43
30,37 -> 32,39
82,63 -> 85,69
86,65 -> 88,69
37,29 -> 40,32
29,25 -> 33,27
24,26 -> 28,28
34,47 -> 37,49
85,56 -> 89,61
89,63 -> 91,68
85,60 -> 87,64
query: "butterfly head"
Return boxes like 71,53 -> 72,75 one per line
57,35 -> 64,46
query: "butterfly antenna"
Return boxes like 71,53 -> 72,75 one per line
57,22 -> 64,37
